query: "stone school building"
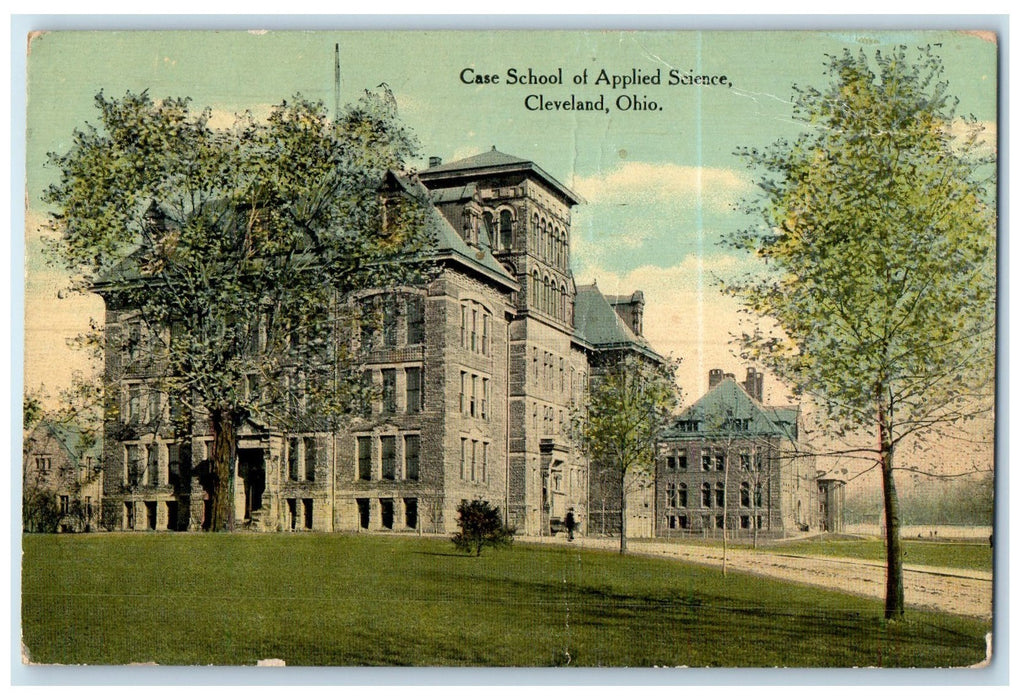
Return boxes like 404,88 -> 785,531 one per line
97,148 -> 661,536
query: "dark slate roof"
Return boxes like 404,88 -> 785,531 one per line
40,420 -> 102,467
662,378 -> 798,441
420,147 -> 583,206
573,284 -> 660,360
386,172 -> 517,290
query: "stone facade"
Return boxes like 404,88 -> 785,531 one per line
95,148 -> 660,536
655,369 -> 825,539
24,421 -> 103,532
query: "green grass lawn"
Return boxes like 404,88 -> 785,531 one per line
22,533 -> 989,667
678,536 -> 993,572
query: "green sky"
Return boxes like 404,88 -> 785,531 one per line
23,29 -> 998,402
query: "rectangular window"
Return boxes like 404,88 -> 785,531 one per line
35,456 -> 51,473
406,367 -> 422,413
481,442 -> 488,482
407,297 -> 425,345
470,440 -> 477,481
303,498 -> 313,530
666,456 -> 676,471
678,450 -> 687,470
126,445 -> 141,485
128,385 -> 142,424
383,300 -> 398,347
287,498 -> 298,530
146,444 -> 160,486
460,372 -> 467,415
481,314 -> 489,355
716,454 -> 726,471
404,498 -> 418,529
667,483 -> 677,508
481,378 -> 489,420
124,502 -> 135,529
382,369 -> 397,413
357,436 -> 372,480
404,434 -> 420,481
147,390 -> 161,423
740,453 -> 751,471
59,495 -> 69,515
288,437 -> 301,481
357,498 -> 370,529
127,323 -> 142,361
381,436 -> 396,480
470,375 -> 478,417
380,499 -> 394,530
471,309 -> 478,351
167,444 -> 181,487
559,358 -> 565,391
460,305 -> 468,347
460,438 -> 467,480
303,436 -> 317,481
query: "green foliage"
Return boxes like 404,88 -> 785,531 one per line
726,46 -> 996,618
571,354 -> 680,552
451,499 -> 515,556
44,88 -> 434,530
22,534 -> 989,666
22,484 -> 61,533
727,46 -> 995,438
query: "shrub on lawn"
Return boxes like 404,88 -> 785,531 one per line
451,499 -> 515,557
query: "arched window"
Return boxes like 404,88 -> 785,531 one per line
678,483 -> 688,508
499,210 -> 513,251
740,482 -> 751,508
531,214 -> 539,250
543,276 -> 550,315
701,483 -> 712,508
531,270 -> 539,307
540,219 -> 547,260
754,483 -> 763,508
560,284 -> 567,321
715,482 -> 725,507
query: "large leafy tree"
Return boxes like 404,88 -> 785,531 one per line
45,88 -> 433,531
572,354 -> 680,554
727,47 -> 995,619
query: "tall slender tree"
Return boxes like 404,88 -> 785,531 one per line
726,46 -> 995,619
572,355 -> 680,554
45,88 -> 433,531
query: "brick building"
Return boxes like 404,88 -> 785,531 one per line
655,369 -> 825,539
95,148 -> 662,535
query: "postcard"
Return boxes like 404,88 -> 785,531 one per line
20,28 -> 997,670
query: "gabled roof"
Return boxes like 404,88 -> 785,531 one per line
36,420 -> 102,468
419,147 -> 584,206
573,283 -> 661,360
663,378 -> 798,441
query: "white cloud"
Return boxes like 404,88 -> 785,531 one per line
571,162 -> 750,213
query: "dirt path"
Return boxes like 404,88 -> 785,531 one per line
530,536 -> 993,620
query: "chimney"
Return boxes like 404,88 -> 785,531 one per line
744,368 -> 764,402
708,368 -> 724,389
428,156 -> 442,168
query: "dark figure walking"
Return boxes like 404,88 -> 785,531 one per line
564,509 -> 576,542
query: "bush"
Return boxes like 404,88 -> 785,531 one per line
451,499 -> 515,557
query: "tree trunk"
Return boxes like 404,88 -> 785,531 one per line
618,472 -> 628,554
207,408 -> 238,532
878,405 -> 905,620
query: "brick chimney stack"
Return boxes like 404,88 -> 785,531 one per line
743,367 -> 764,402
